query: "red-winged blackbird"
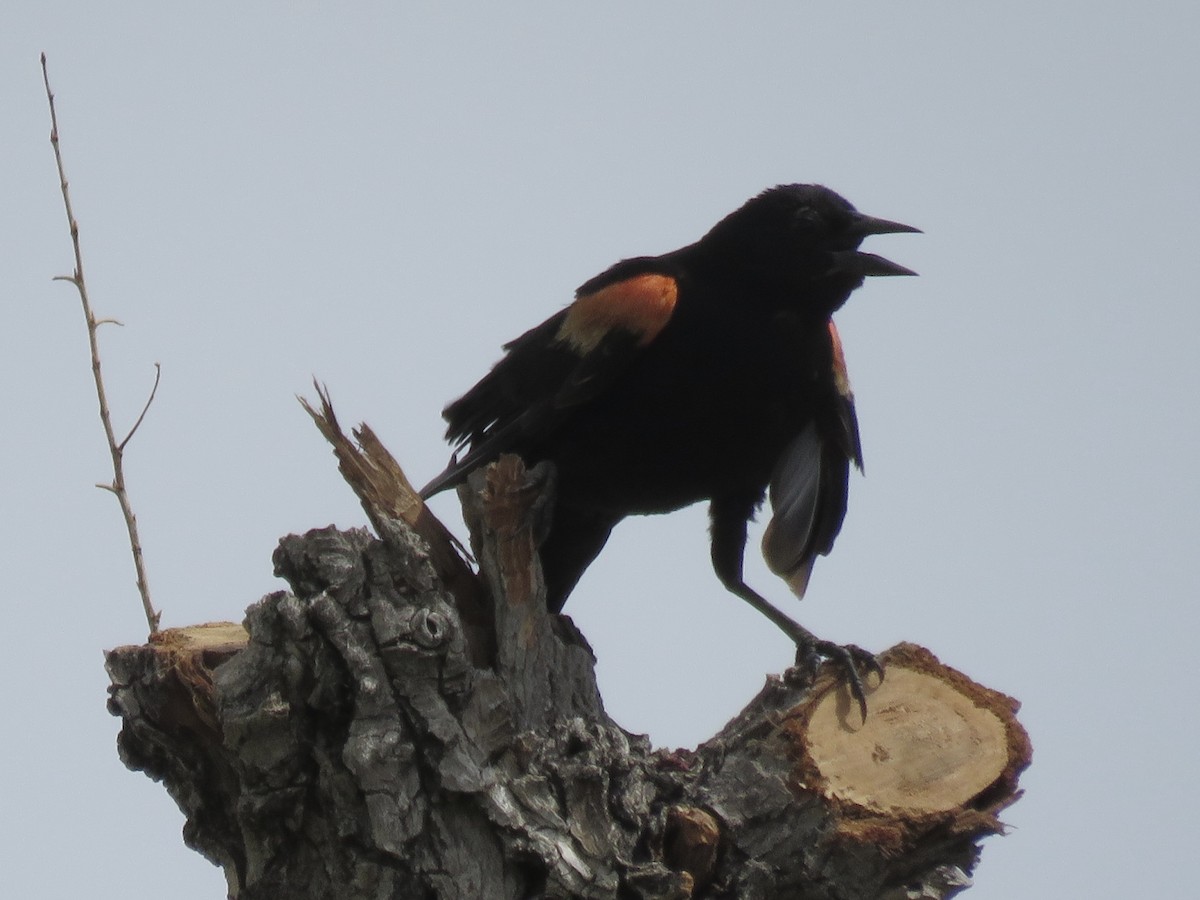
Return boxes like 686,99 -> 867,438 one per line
422,184 -> 918,712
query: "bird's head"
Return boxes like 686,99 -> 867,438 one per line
699,183 -> 920,313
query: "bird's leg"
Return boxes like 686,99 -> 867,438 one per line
538,503 -> 619,614
520,460 -> 559,548
709,499 -> 882,720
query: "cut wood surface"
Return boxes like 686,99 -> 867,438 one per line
800,646 -> 1024,817
106,416 -> 1030,899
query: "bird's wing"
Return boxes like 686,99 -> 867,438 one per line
419,266 -> 680,498
760,321 -> 864,597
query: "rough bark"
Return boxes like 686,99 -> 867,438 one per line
106,432 -> 1030,900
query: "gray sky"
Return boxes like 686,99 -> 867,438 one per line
5,3 -> 1198,897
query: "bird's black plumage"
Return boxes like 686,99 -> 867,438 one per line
422,184 -> 918,713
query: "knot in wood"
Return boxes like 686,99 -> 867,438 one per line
407,607 -> 451,649
377,605 -> 456,652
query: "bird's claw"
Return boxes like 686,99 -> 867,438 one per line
800,640 -> 882,723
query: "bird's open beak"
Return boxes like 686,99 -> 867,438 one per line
830,212 -> 921,277
827,249 -> 918,277
850,214 -> 922,237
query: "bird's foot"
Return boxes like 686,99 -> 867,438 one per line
787,640 -> 883,722
713,573 -> 884,720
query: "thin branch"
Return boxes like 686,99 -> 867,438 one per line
42,53 -> 160,635
118,362 -> 162,451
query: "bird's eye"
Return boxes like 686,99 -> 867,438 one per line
792,207 -> 820,229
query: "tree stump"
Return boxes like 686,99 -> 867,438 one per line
105,416 -> 1029,899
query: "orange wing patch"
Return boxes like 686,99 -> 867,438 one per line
828,320 -> 853,399
556,274 -> 678,354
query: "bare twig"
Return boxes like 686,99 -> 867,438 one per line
119,362 -> 162,451
42,53 -> 161,635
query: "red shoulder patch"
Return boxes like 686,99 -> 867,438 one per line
556,274 -> 678,354
828,320 -> 853,399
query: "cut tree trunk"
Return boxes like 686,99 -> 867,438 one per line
105,410 -> 1030,900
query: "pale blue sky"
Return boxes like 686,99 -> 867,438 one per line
5,3 -> 1199,897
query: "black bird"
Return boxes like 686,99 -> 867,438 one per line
422,184 -> 918,710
